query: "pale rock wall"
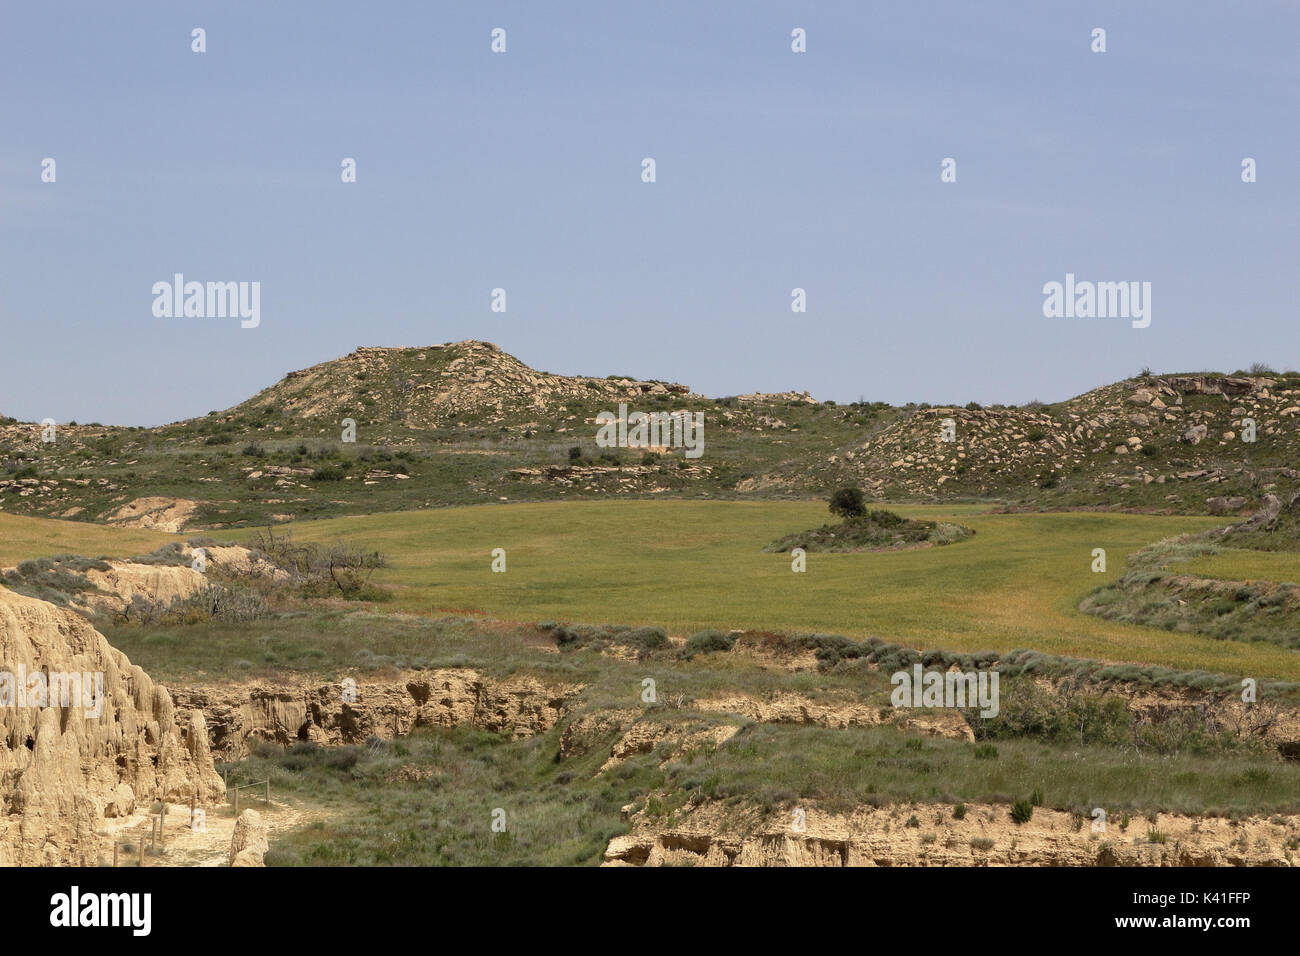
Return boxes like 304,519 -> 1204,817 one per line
0,587 -> 225,866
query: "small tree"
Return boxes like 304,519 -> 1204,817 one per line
829,486 -> 866,519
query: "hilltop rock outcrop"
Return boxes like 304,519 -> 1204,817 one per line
234,340 -> 694,429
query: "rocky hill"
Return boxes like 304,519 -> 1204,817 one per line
828,373 -> 1300,512
220,340 -> 694,432
2,347 -> 1298,527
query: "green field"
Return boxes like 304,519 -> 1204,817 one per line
1183,550 -> 1300,584
9,500 -> 1298,679
0,513 -> 173,567
200,500 -> 1300,680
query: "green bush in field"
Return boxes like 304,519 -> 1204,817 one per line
683,629 -> 736,658
621,626 -> 670,652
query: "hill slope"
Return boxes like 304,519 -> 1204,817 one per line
1,346 -> 1298,529
826,373 -> 1300,512
216,340 -> 693,432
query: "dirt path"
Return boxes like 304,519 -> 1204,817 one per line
97,798 -> 328,867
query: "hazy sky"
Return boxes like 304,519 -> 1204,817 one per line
2,1 -> 1296,425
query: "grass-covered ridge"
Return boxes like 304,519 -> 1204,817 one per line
1081,495 -> 1300,649
764,506 -> 974,553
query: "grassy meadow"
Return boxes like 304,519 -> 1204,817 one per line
8,500 -> 1300,679
199,499 -> 1300,681
1183,550 -> 1300,584
0,513 -> 173,567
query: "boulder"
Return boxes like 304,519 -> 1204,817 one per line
229,809 -> 268,866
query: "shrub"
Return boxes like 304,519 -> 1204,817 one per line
130,542 -> 191,566
953,803 -> 967,820
683,629 -> 736,658
621,626 -> 671,652
552,624 -> 611,650
1010,799 -> 1034,824
828,486 -> 866,519
970,837 -> 995,851
248,527 -> 386,599
311,466 -> 346,482
568,446 -> 582,462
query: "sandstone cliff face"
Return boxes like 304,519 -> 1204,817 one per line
559,710 -> 740,772
0,587 -> 225,866
0,544 -> 282,619
78,561 -> 207,615
176,669 -> 581,759
694,691 -> 974,741
606,801 -> 1299,867
77,544 -> 285,616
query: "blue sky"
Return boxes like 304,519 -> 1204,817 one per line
2,1 -> 1296,425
